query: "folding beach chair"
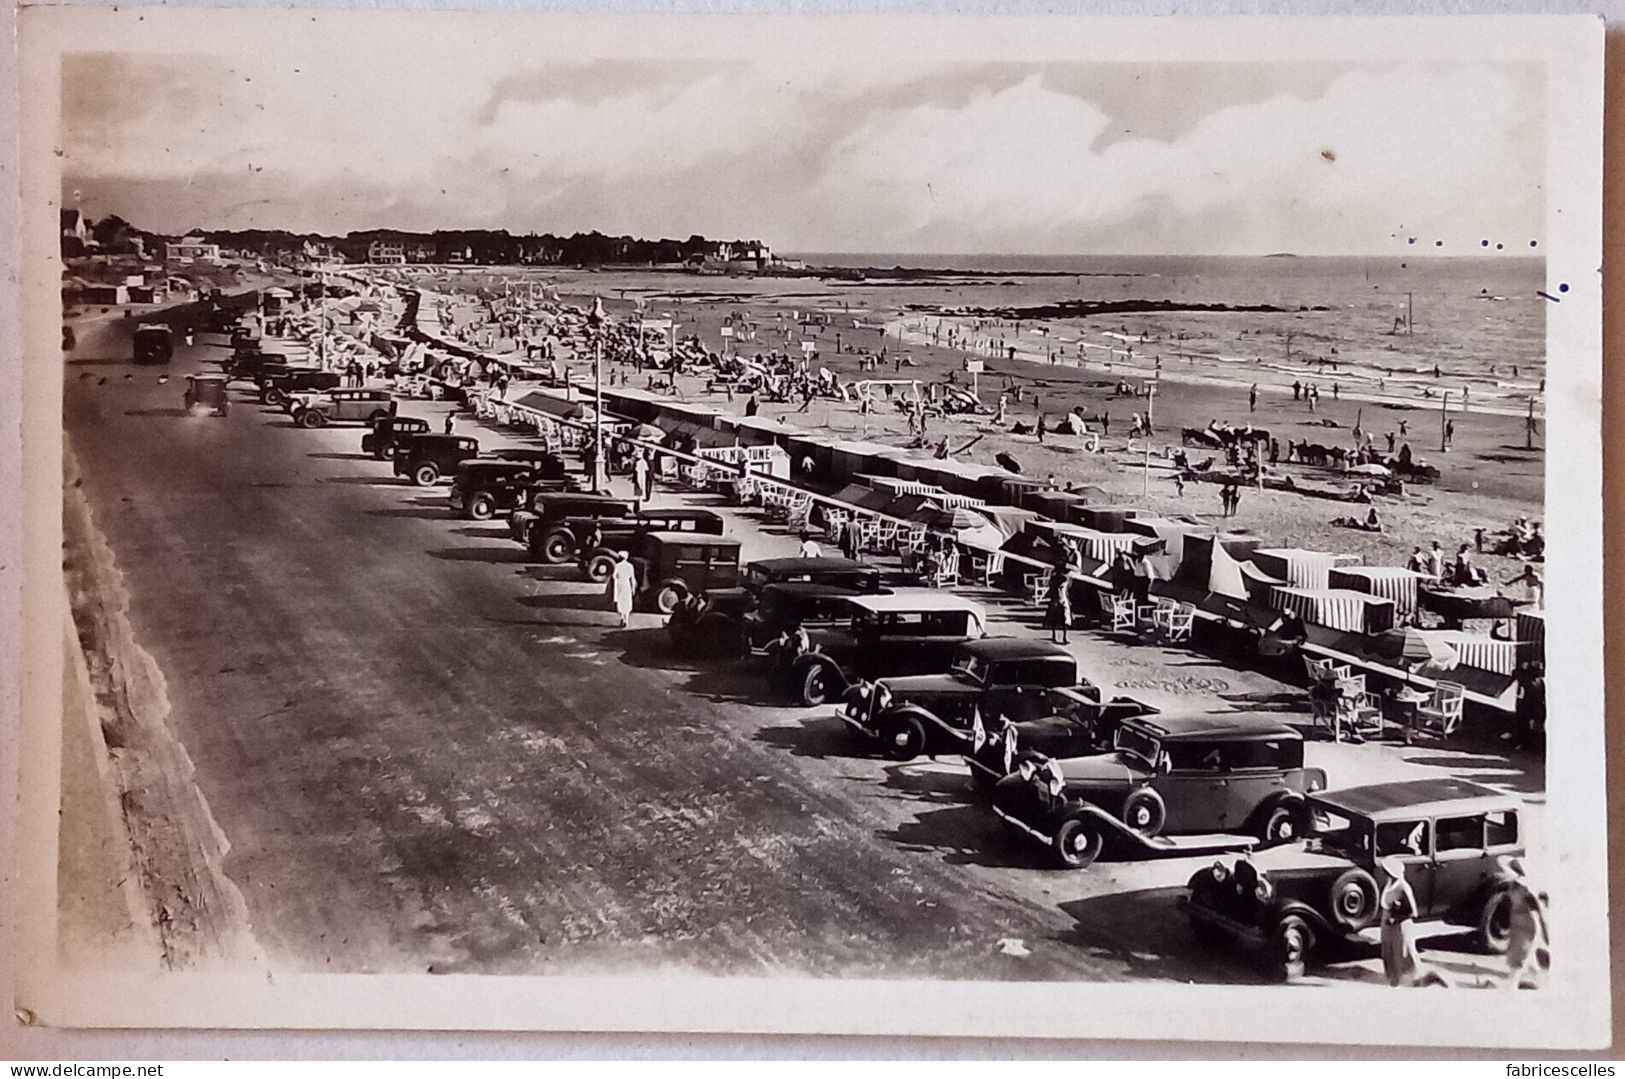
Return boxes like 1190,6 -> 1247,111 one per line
1413,681 -> 1466,739
1162,603 -> 1195,644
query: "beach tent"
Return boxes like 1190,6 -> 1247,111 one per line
1328,566 -> 1428,619
1075,504 -> 1141,532
980,505 -> 1040,542
1124,517 -> 1205,566
1251,548 -> 1351,591
1177,531 -> 1266,587
1269,586 -> 1396,635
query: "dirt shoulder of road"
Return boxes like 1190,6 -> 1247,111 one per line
61,452 -> 268,972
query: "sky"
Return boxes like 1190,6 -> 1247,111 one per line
61,51 -> 1545,257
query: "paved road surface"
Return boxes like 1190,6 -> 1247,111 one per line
62,311 -> 1537,984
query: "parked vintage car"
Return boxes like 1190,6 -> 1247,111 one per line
779,592 -> 987,707
575,509 -> 727,580
392,434 -> 481,485
1185,777 -> 1525,980
842,638 -> 1072,761
674,557 -> 888,655
964,683 -> 1160,789
668,579 -> 858,659
260,367 -> 342,406
292,389 -> 396,429
991,714 -> 1326,869
449,455 -> 579,520
223,349 -> 288,384
517,495 -> 641,559
736,581 -> 868,653
628,533 -> 743,614
361,416 -> 431,460
132,322 -> 173,365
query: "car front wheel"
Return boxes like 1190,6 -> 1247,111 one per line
1121,788 -> 1167,837
654,584 -> 685,614
412,464 -> 439,486
799,663 -> 832,706
1052,816 -> 1104,869
584,553 -> 616,583
468,493 -> 496,520
878,713 -> 926,762
539,531 -> 573,564
298,410 -> 326,428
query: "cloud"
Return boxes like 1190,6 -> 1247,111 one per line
61,53 -> 1542,255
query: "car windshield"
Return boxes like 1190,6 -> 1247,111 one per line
1114,725 -> 1161,769
950,652 -> 988,686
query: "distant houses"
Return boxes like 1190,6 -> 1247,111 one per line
367,240 -> 407,264
164,234 -> 221,263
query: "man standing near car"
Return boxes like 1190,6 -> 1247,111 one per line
633,449 -> 652,503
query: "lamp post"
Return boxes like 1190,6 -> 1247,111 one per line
589,296 -> 606,492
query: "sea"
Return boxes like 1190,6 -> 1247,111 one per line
784,253 -> 1548,410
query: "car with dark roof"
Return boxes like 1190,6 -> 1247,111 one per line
628,533 -> 743,614
675,557 -> 888,656
991,714 -> 1326,869
362,416 -> 431,460
292,389 -> 396,428
1185,778 -> 1525,980
132,323 -> 173,365
449,455 -> 578,520
575,510 -> 727,580
261,367 -> 342,406
516,494 -> 642,558
842,638 -> 1149,762
392,433 -> 481,485
224,348 -> 289,384
778,592 -> 987,707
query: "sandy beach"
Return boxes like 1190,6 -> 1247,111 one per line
409,260 -> 1545,586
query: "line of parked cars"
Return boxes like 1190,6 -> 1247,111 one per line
528,476 -> 1530,983
271,392 -> 1531,984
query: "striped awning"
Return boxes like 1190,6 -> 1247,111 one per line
1253,548 -> 1344,591
1270,586 -> 1396,635
1436,630 -> 1518,676
1075,529 -> 1143,563
1328,566 -> 1427,616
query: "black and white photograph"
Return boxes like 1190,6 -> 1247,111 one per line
10,8 -> 1608,1048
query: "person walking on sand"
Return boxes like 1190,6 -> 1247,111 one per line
1249,383 -> 1258,412
1292,380 -> 1302,402
1445,419 -> 1455,449
1037,413 -> 1046,444
1230,484 -> 1244,517
607,550 -> 637,628
443,410 -> 457,435
1044,566 -> 1072,644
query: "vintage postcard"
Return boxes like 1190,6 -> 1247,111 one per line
10,7 -> 1608,1047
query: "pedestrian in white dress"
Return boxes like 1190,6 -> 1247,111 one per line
608,551 -> 636,627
